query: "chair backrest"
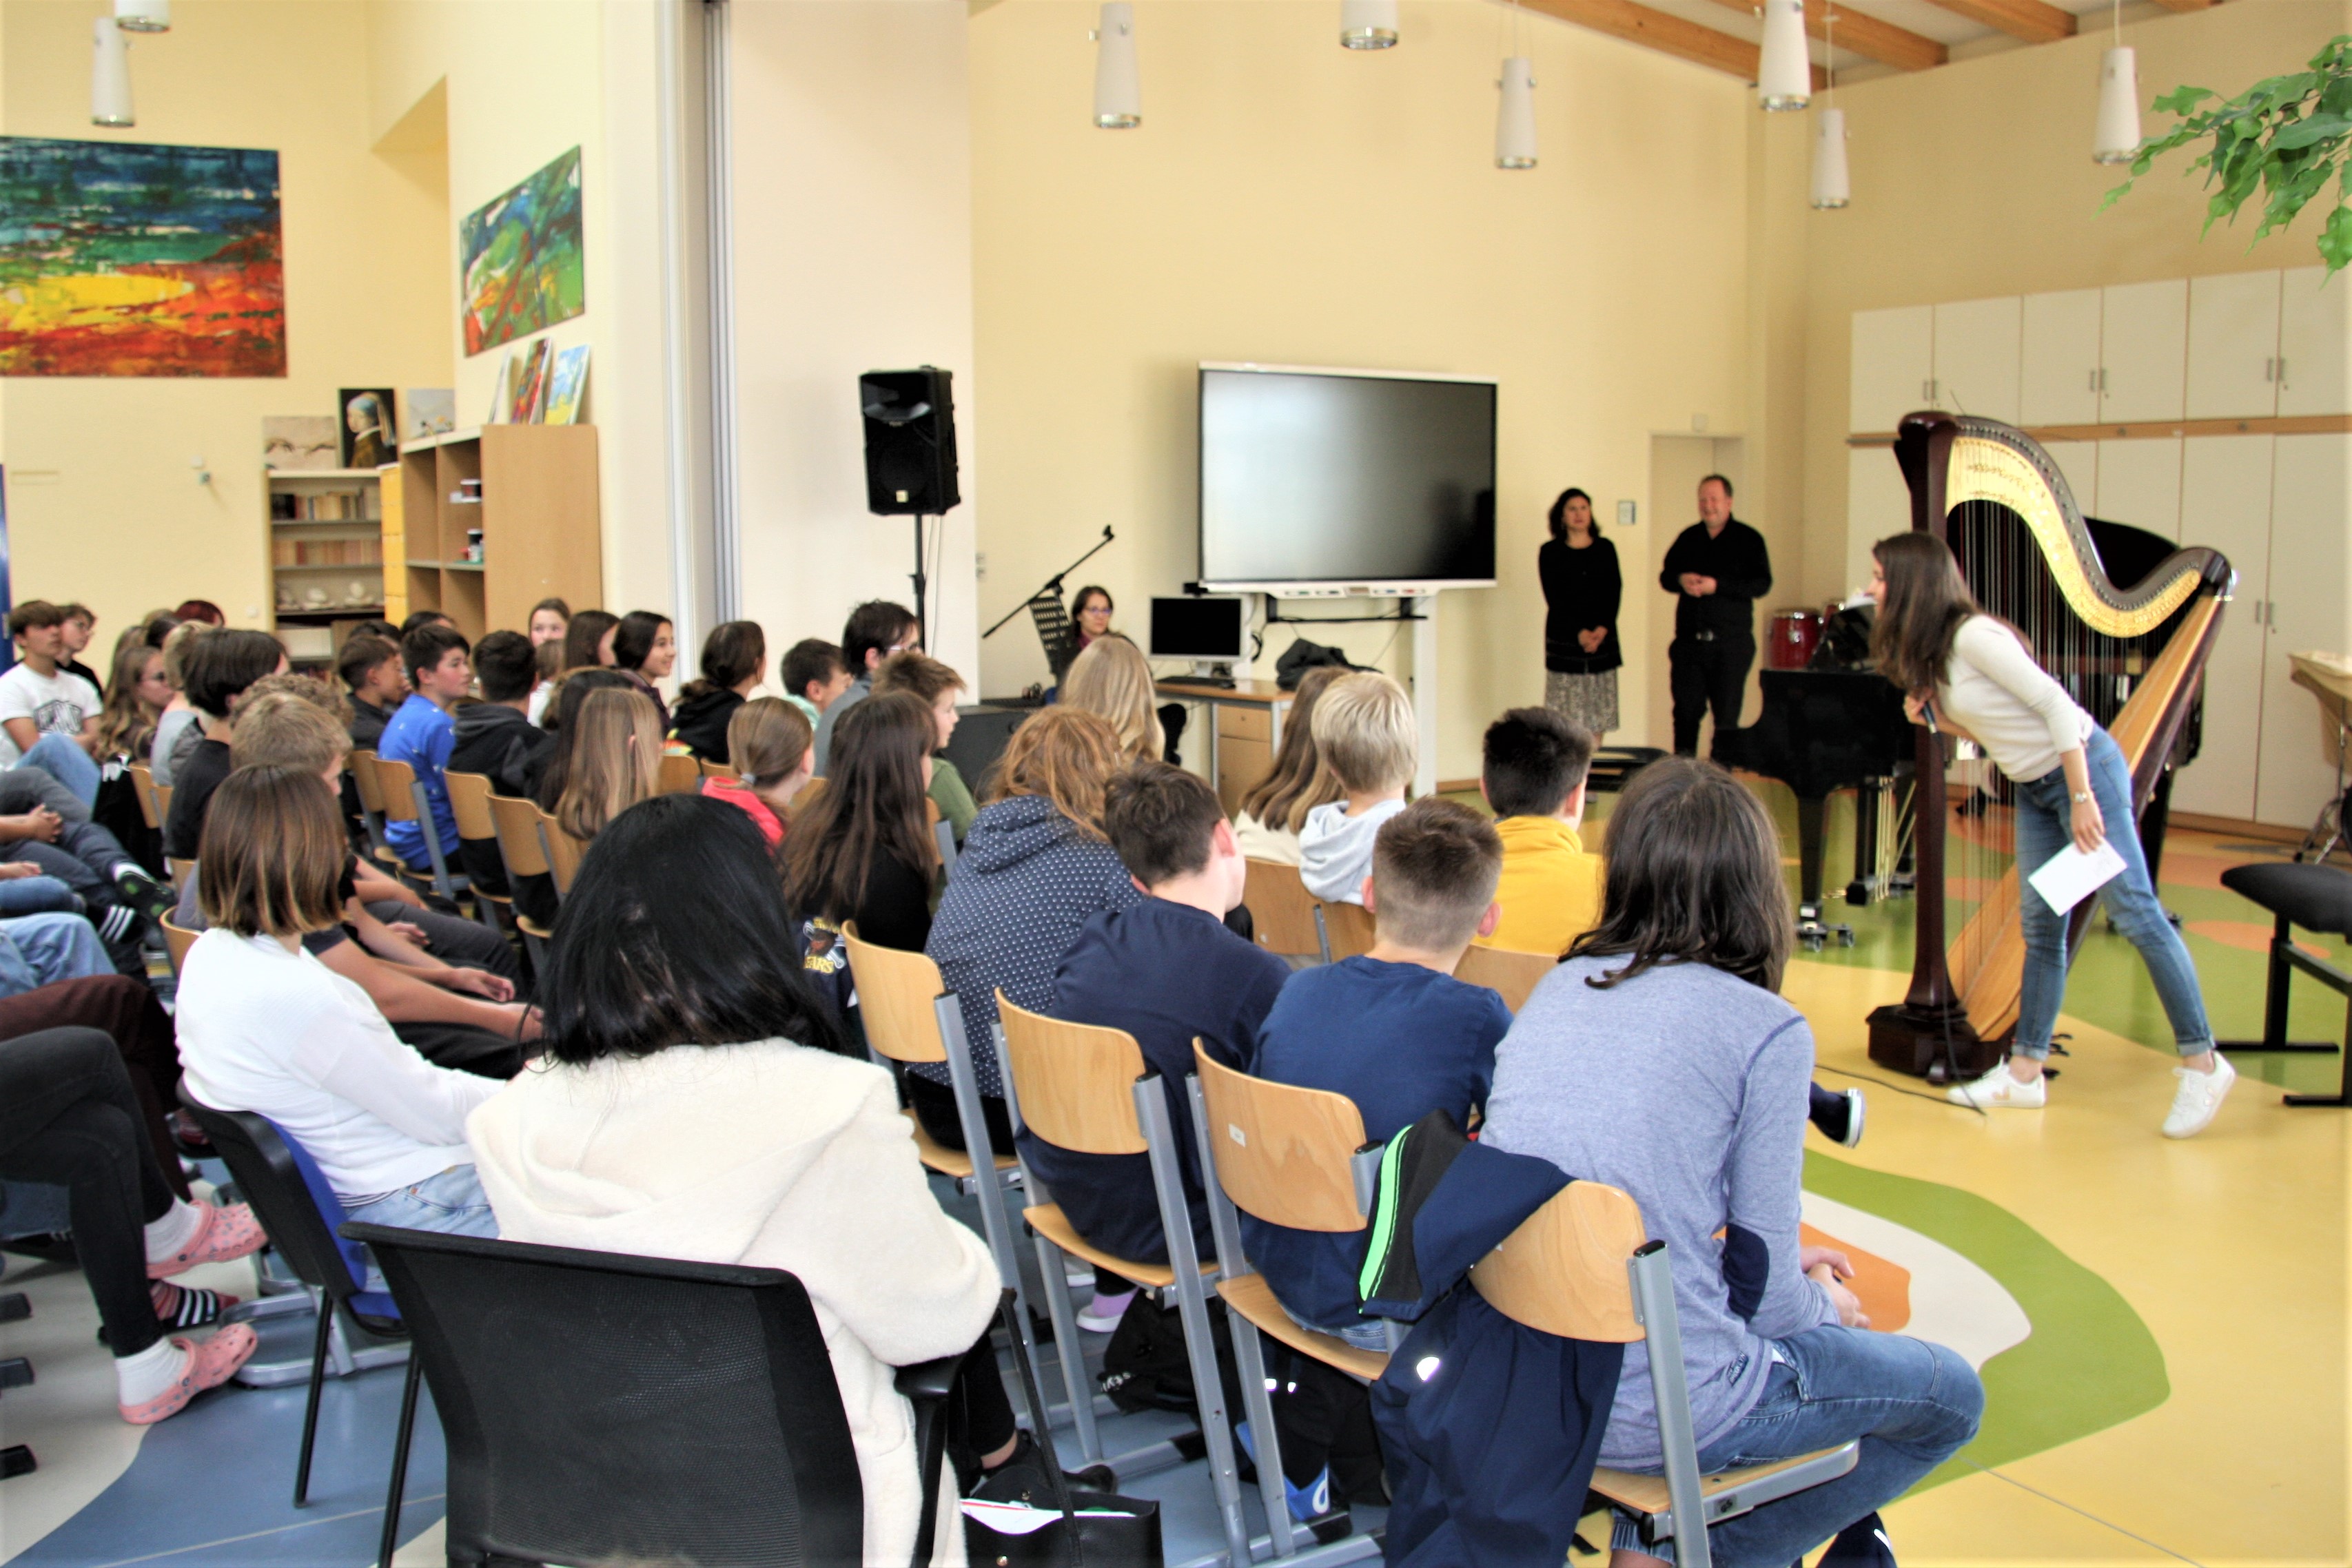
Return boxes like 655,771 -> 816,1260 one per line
1454,945 -> 1557,1015
178,1093 -> 371,1306
374,756 -> 422,824
995,989 -> 1147,1155
841,922 -> 948,1065
160,915 -> 199,977
346,749 -> 387,814
1245,858 -> 1325,958
128,762 -> 161,830
166,858 -> 197,894
1469,1182 -> 1647,1343
487,794 -> 551,878
656,752 -> 701,796
342,1224 -> 866,1568
1192,1042 -> 1368,1233
1318,898 -> 1378,961
788,775 -> 828,823
153,779 -> 174,822
444,770 -> 500,840
699,756 -> 735,779
538,806 -> 588,896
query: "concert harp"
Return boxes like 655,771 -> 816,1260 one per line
1867,413 -> 2234,1079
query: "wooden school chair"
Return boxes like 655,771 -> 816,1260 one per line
128,762 -> 161,832
697,756 -> 735,779
1246,858 -> 1329,964
787,776 -> 827,824
535,806 -> 589,901
152,779 -> 174,827
1453,945 -> 1557,1015
342,751 -> 405,878
1471,1186 -> 1861,1568
992,992 -> 1249,1550
371,756 -> 467,906
1190,1044 -> 1394,1564
166,858 -> 197,895
441,772 -> 511,936
925,798 -> 957,880
1314,898 -> 1377,963
485,794 -> 556,970
656,752 -> 702,796
160,915 -> 200,979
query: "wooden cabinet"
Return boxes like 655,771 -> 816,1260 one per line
2278,265 -> 2352,417
2041,440 -> 2097,517
1845,445 -> 1912,592
2173,436 -> 2273,820
2260,434 -> 2352,829
2021,289 -> 2103,426
2100,280 -> 2187,424
2187,271 -> 2281,420
1930,297 -> 2021,424
1850,306 -> 1934,433
1214,702 -> 1271,816
394,425 -> 602,641
2094,438 -> 2181,539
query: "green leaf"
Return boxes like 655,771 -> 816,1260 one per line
2320,205 -> 2352,274
2271,114 -> 2350,150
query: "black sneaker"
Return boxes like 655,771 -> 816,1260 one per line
1818,1510 -> 1896,1565
110,864 -> 176,927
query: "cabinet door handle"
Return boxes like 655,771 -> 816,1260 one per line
2089,368 -> 2100,393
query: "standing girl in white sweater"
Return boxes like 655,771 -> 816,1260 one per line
1869,533 -> 2229,1137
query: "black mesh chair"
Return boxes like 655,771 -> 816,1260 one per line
343,1222 -> 967,1568
2218,860 -> 2352,1106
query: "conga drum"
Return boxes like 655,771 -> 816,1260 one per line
1764,609 -> 1825,670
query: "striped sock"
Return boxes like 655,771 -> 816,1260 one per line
99,905 -> 138,945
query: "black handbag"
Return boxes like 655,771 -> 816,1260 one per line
965,1296 -> 1164,1568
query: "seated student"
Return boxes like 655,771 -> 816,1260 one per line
527,597 -> 569,649
1480,758 -> 1981,1567
813,601 -> 918,775
1232,665 -> 1344,865
919,708 -> 1139,1151
511,670 -> 639,926
148,623 -> 206,788
560,608 -> 620,674
338,633 -> 405,751
700,696 -> 813,850
0,909 -> 117,996
0,785 -> 174,961
779,637 -> 853,730
1061,634 -> 1161,761
1298,672 -> 1415,906
470,794 -> 1081,1562
376,623 -> 471,878
164,628 -> 287,860
0,969 -> 201,1200
1474,707 -> 1604,955
1032,761 -> 1291,1328
176,765 -> 506,1240
1242,797 -> 1510,1518
57,602 -> 102,692
610,610 -> 678,734
548,688 -> 664,852
871,650 -> 976,841
526,638 -> 562,725
448,630 -> 556,896
0,1027 -> 265,1424
669,619 -> 765,763
0,601 -> 108,806
400,610 -> 455,637
92,638 -> 172,871
782,692 -> 939,1003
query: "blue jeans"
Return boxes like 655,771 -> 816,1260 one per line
0,876 -> 81,916
2012,726 -> 2212,1061
344,1164 -> 499,1293
0,911 -> 112,998
1611,1326 -> 1983,1567
14,734 -> 99,808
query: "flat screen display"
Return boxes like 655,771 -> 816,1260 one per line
1148,597 -> 1247,660
1198,367 -> 1496,590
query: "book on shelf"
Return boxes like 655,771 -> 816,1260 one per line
271,489 -> 378,522
272,538 -> 385,567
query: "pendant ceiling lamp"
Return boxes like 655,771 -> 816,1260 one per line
1757,0 -> 1810,112
2092,1 -> 2140,164
1093,2 -> 1140,129
114,0 -> 170,32
1340,0 -> 1398,50
1495,56 -> 1537,169
92,17 -> 134,127
1811,9 -> 1848,209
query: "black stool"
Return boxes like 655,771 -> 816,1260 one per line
2217,861 -> 2352,1107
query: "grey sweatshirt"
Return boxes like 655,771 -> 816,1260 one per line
1481,953 -> 1836,1469
1297,796 -> 1407,904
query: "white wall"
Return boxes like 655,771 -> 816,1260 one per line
726,0 -> 981,685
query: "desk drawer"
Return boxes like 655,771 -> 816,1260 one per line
1218,705 -> 1272,744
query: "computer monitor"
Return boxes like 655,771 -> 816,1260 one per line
1149,596 -> 1248,679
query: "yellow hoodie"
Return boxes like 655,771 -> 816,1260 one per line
1477,815 -> 1604,957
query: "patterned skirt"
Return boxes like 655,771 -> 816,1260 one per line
1545,669 -> 1619,738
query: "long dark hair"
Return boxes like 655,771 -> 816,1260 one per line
539,793 -> 846,1063
1566,756 -> 1792,993
534,668 -> 635,808
562,610 -> 620,672
1868,532 -> 1994,697
611,610 -> 672,674
679,619 -> 766,703
1546,488 -> 1597,544
1072,585 -> 1113,619
781,691 -> 938,922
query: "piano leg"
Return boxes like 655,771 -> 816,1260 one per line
1845,780 -> 1880,907
1794,794 -> 1854,951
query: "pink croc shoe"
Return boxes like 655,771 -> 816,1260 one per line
119,1324 -> 258,1425
146,1201 -> 268,1280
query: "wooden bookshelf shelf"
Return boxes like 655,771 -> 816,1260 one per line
387,425 -> 600,638
266,464 -> 387,635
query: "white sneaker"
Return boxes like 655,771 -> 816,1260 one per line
1947,1060 -> 2047,1110
2162,1052 -> 2236,1139
1076,1287 -> 1137,1334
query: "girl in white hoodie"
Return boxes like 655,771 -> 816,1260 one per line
468,792 -> 1041,1567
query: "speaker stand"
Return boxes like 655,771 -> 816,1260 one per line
909,513 -> 930,649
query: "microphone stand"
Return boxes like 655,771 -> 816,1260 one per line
983,526 -> 1116,639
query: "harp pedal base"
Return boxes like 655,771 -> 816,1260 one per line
1867,1002 -> 1999,1082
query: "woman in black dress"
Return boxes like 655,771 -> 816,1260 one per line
1537,487 -> 1621,736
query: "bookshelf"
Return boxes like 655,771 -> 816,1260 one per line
267,466 -> 389,660
391,424 -> 602,641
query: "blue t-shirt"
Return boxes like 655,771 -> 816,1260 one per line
377,693 -> 459,872
1025,898 -> 1291,1266
1245,957 -> 1513,1330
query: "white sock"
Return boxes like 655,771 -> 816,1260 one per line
144,1198 -> 202,1261
115,1336 -> 185,1406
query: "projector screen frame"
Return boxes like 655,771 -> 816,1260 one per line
1194,361 -> 1500,597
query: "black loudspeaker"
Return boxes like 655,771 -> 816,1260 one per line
859,367 -> 960,515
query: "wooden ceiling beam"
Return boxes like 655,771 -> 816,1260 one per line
1520,0 -> 1826,87
1913,0 -> 2077,43
2147,0 -> 2222,10
1693,0 -> 1947,72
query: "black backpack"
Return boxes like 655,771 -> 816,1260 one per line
1098,1291 -> 1240,1416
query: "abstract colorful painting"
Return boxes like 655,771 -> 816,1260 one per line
542,344 -> 589,425
0,136 -> 285,378
460,147 -> 584,356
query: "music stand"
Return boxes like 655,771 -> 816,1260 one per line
2290,652 -> 2352,865
982,527 -> 1114,684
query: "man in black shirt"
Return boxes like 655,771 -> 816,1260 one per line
1658,473 -> 1771,759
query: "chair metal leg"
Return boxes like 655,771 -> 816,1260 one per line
409,783 -> 460,905
1311,906 -> 1332,966
1033,1232 -> 1103,1463
376,1351 -> 425,1568
1630,1241 -> 1712,1568
1230,1317 -> 1297,1557
292,1290 -> 334,1507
